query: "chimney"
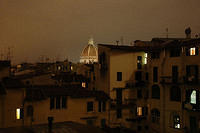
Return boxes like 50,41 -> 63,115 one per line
185,27 -> 191,39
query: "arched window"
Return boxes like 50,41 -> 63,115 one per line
169,112 -> 181,129
151,109 -> 160,124
152,85 -> 160,99
190,90 -> 196,104
170,86 -> 181,101
173,115 -> 180,128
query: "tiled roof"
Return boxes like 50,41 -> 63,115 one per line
25,85 -> 109,101
98,38 -> 200,52
0,60 -> 11,70
1,77 -> 24,89
98,44 -> 149,52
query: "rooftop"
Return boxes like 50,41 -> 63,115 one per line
25,85 -> 109,101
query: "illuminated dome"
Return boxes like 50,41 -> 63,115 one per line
80,38 -> 98,64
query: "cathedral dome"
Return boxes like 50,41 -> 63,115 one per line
80,38 -> 98,64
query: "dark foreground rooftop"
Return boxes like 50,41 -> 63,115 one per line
0,121 -> 106,133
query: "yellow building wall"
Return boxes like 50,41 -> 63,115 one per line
147,47 -> 200,133
109,51 -> 145,99
24,97 -> 109,127
0,89 -> 24,128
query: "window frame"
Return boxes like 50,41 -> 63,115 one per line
117,72 -> 122,81
87,101 -> 94,112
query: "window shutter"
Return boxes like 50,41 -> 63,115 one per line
142,107 -> 145,116
98,101 -> 102,112
20,108 -> 24,119
185,48 -> 189,56
196,47 -> 199,55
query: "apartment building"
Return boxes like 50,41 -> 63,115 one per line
97,44 -> 149,132
96,37 -> 200,133
145,38 -> 200,133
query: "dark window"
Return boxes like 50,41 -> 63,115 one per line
137,89 -> 142,98
186,65 -> 198,83
87,102 -> 93,112
117,109 -> 122,118
151,109 -> 160,124
101,119 -> 106,128
170,86 -> 181,101
27,105 -> 33,117
56,96 -> 61,109
172,66 -> 178,83
135,71 -> 142,81
146,72 -> 149,81
152,85 -> 160,99
102,101 -> 106,112
151,52 -> 160,59
144,107 -> 148,116
87,119 -> 94,125
117,72 -> 122,81
116,89 -> 122,105
170,48 -> 181,57
98,101 -> 102,112
153,67 -> 158,82
50,97 -> 55,110
98,101 -> 106,112
137,126 -> 142,131
137,56 -> 142,69
145,125 -> 149,130
62,96 -> 67,108
99,52 -> 106,71
185,89 -> 192,103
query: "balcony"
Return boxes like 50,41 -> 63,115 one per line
183,76 -> 199,85
110,99 -> 136,110
160,76 -> 200,85
126,116 -> 147,122
183,101 -> 200,111
125,80 -> 147,88
160,76 -> 183,84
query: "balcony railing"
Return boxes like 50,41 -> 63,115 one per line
183,101 -> 200,111
160,76 -> 199,85
125,80 -> 147,88
110,99 -> 136,110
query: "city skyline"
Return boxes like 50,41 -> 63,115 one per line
0,0 -> 200,64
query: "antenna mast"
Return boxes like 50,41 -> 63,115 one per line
166,28 -> 168,38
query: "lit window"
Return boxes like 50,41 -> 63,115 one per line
82,82 -> 86,88
190,47 -> 196,55
144,53 -> 148,64
174,115 -> 181,129
16,108 -> 20,119
58,66 -> 61,70
137,107 -> 142,116
16,108 -> 23,120
190,90 -> 196,104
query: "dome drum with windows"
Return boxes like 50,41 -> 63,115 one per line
80,38 -> 98,64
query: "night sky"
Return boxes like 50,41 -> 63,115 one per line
0,0 -> 200,64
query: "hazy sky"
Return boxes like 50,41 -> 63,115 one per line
0,0 -> 200,64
